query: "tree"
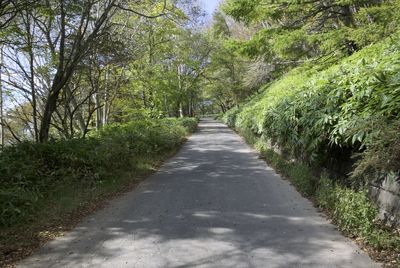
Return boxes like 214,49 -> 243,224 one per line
222,0 -> 399,68
2,0 -> 177,142
201,12 -> 250,112
1,0 -> 210,144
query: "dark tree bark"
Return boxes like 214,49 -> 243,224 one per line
39,0 -> 116,142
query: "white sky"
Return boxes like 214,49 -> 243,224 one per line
201,0 -> 222,19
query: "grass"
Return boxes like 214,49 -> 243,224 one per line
222,33 -> 400,185
260,148 -> 400,265
0,148 -> 181,268
0,118 -> 198,267
231,133 -> 400,266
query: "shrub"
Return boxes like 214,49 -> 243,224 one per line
317,178 -> 376,235
223,107 -> 241,128
0,118 -> 197,227
317,177 -> 400,250
222,32 -> 400,183
220,28 -> 400,256
260,148 -> 317,197
261,149 -> 400,251
169,117 -> 199,134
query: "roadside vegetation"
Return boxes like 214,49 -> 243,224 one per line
0,117 -> 197,266
223,35 -> 400,185
0,1 -> 204,266
206,0 -> 400,265
259,148 -> 400,263
0,118 -> 198,228
1,0 -> 400,266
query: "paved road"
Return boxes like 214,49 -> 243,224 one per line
18,119 -> 379,268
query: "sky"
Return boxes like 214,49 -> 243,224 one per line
201,0 -> 222,20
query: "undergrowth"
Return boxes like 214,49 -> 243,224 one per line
0,117 -> 198,228
223,33 -> 400,184
0,117 -> 198,267
237,132 -> 400,262
221,33 -> 400,263
259,146 -> 400,252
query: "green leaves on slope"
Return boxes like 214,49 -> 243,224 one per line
0,118 -> 198,227
223,33 -> 400,182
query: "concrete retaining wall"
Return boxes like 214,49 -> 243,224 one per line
369,175 -> 400,228
263,139 -> 400,229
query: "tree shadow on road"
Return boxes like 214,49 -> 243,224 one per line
18,121 -> 376,268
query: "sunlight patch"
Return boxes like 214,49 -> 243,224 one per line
208,227 -> 234,234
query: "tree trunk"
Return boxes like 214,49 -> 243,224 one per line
39,89 -> 59,142
65,85 -> 86,132
0,46 -> 4,147
164,94 -> 169,117
38,0 -> 116,142
179,102 -> 183,118
102,68 -> 109,125
177,65 -> 183,118
39,1 -> 66,142
28,33 -> 39,142
95,92 -> 102,130
188,96 -> 192,117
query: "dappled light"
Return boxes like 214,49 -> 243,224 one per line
17,120 -> 377,268
1,0 -> 399,266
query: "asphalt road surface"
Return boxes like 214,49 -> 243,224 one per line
18,119 -> 379,268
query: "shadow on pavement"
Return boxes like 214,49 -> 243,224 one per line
18,120 -> 377,268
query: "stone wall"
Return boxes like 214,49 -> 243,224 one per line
369,175 -> 400,228
263,139 -> 400,229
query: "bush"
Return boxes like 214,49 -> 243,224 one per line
220,28 -> 400,258
222,32 -> 400,183
168,117 -> 199,134
261,148 -> 400,251
317,178 -> 376,235
261,148 -> 317,197
317,177 -> 400,250
223,107 -> 241,128
0,118 -> 197,227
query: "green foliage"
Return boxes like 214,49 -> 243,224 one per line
261,149 -> 317,197
224,107 -> 242,128
261,149 -> 400,251
317,178 -> 400,250
222,32 -> 400,251
217,0 -> 400,255
0,118 -> 197,227
116,25 -> 210,120
223,33 -> 400,181
222,0 -> 400,68
351,120 -> 400,180
317,178 -> 376,236
169,117 -> 198,134
202,12 -> 255,113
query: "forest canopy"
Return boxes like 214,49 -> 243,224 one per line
1,1 -> 400,264
0,0 -> 209,144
